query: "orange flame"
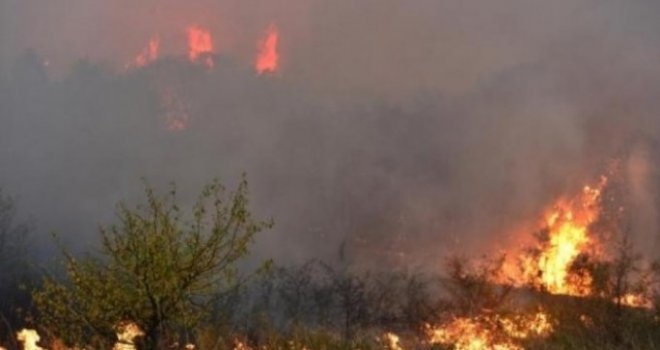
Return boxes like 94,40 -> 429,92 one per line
517,177 -> 608,296
618,293 -> 653,309
128,37 -> 159,69
426,311 -> 553,350
255,25 -> 280,75
187,25 -> 215,68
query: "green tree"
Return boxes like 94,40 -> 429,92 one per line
33,177 -> 272,349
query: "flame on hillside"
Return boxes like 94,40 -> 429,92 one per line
256,25 -> 280,75
115,25 -> 285,74
187,25 -> 214,68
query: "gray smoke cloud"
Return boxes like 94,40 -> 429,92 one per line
1,0 -> 660,269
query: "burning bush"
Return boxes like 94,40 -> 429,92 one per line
6,173 -> 660,349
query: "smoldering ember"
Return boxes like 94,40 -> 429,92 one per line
1,1 -> 660,349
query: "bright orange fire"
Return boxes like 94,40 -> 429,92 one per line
187,25 -> 215,68
618,293 -> 653,309
128,37 -> 159,69
517,176 -> 608,296
255,25 -> 280,75
426,311 -> 553,350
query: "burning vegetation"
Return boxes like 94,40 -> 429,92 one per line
426,311 -> 553,350
0,49 -> 659,341
121,23 -> 283,74
186,25 -> 215,68
256,25 -> 280,75
516,176 -> 608,296
3,4 -> 660,350
116,23 -> 284,132
0,168 -> 659,350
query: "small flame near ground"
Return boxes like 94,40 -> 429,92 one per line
617,293 -> 653,309
17,329 -> 45,350
426,311 -> 553,350
256,24 -> 280,75
112,322 -> 144,350
7,326 -> 196,350
384,332 -> 404,350
187,25 -> 215,68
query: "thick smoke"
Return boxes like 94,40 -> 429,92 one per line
1,0 -> 660,269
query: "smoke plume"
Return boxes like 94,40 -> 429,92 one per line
1,0 -> 660,268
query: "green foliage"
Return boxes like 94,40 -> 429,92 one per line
33,176 -> 272,349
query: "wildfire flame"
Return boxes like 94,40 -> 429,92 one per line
187,25 -> 215,68
113,322 -> 144,350
426,311 -> 553,350
17,329 -> 45,350
384,332 -> 404,350
127,37 -> 159,69
518,176 -> 608,296
618,293 -> 653,309
256,25 -> 280,75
